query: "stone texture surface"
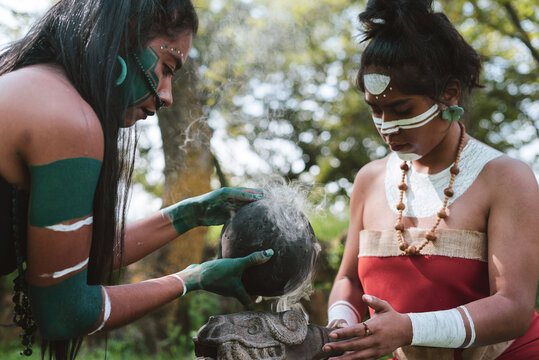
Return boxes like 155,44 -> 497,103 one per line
193,310 -> 343,360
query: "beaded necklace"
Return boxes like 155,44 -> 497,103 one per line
395,122 -> 465,255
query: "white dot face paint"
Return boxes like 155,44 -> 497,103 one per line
364,74 -> 391,95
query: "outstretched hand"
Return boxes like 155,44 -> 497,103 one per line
178,249 -> 273,305
163,187 -> 264,234
322,295 -> 413,360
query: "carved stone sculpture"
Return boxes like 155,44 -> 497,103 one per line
193,310 -> 343,360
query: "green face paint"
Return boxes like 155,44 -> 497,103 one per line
119,46 -> 161,107
30,158 -> 102,228
28,268 -> 103,340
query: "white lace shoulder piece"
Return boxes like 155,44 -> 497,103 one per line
384,139 -> 503,218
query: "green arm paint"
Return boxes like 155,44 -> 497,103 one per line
28,268 -> 103,340
162,187 -> 264,235
29,157 -> 102,228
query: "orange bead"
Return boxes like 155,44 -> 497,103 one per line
425,232 -> 437,241
396,202 -> 406,211
450,165 -> 460,175
399,242 -> 409,251
405,245 -> 417,255
444,188 -> 454,197
400,163 -> 409,171
398,183 -> 408,191
437,209 -> 447,218
395,223 -> 404,231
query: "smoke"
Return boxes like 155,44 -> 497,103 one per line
246,176 -> 324,322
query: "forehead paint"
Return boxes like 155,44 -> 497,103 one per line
364,74 -> 391,95
28,268 -> 103,340
119,46 -> 160,107
30,158 -> 101,228
373,104 -> 440,135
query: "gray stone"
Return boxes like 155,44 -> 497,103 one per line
193,310 -> 344,360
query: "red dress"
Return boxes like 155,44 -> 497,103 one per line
357,228 -> 539,360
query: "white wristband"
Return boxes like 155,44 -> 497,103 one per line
407,308 -> 466,348
172,274 -> 187,296
327,300 -> 360,327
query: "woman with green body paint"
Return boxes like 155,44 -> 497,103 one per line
0,1 -> 272,359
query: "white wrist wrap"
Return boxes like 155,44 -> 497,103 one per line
327,300 -> 360,326
407,308 -> 466,348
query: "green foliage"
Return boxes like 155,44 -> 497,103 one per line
190,0 -> 537,202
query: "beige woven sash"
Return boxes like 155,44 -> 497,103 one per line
359,228 -> 488,262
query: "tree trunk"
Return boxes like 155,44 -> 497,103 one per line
134,58 -> 214,353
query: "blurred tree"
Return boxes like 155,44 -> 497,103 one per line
189,0 -> 537,203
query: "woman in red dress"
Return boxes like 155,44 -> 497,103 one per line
322,0 -> 539,359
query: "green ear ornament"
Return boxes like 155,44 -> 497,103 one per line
115,56 -> 127,86
442,105 -> 464,122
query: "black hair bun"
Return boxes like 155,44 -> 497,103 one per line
359,0 -> 434,40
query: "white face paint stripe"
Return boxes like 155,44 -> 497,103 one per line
88,287 -> 111,335
45,216 -> 93,232
39,258 -> 89,279
373,105 -> 440,135
364,74 -> 391,95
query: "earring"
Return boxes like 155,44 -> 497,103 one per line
115,56 -> 127,86
442,105 -> 464,122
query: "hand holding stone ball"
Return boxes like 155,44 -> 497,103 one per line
219,196 -> 319,297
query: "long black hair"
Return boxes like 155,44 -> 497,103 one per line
356,0 -> 482,101
0,0 -> 198,358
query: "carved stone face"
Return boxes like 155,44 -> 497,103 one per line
193,311 -> 308,360
219,198 -> 319,296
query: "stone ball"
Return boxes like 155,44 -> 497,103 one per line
219,198 -> 318,297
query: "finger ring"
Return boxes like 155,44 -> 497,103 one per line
362,321 -> 372,336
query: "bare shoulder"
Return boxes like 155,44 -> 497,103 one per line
351,157 -> 388,197
481,154 -> 539,203
353,157 -> 387,186
482,154 -> 537,187
0,64 -> 104,164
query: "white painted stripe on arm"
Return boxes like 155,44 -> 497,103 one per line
88,287 -> 111,335
45,216 -> 93,232
39,258 -> 89,279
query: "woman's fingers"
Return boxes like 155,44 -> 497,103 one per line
362,294 -> 391,314
241,249 -> 274,268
